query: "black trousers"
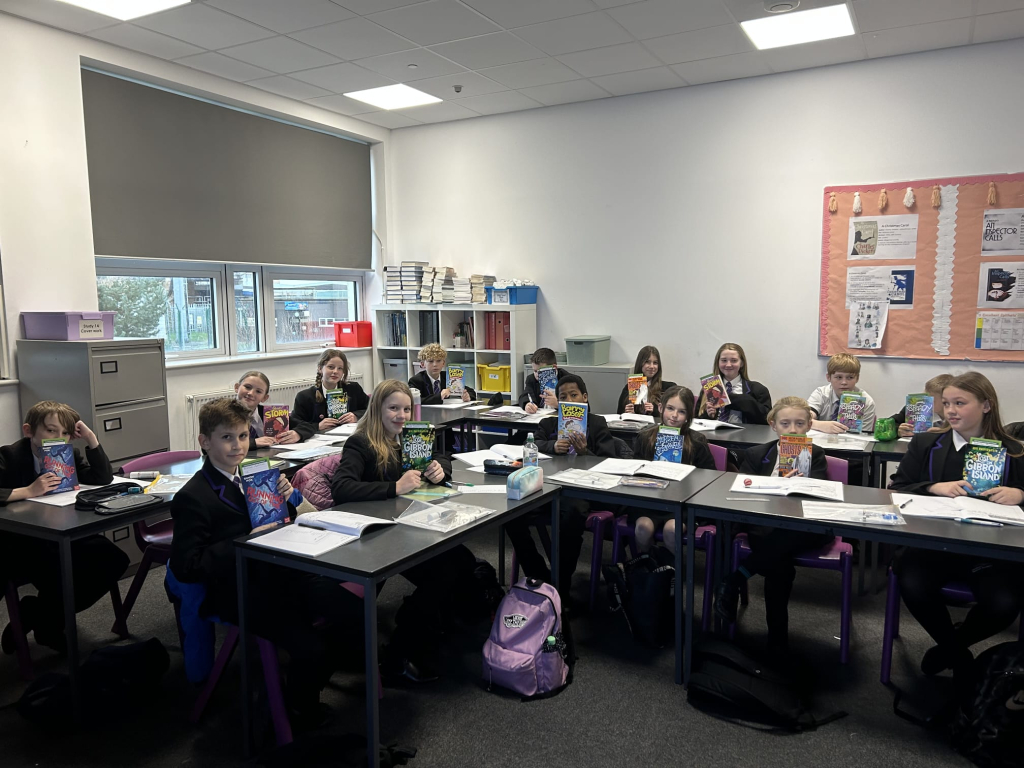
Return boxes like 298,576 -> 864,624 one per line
894,548 -> 1024,652
505,499 -> 589,591
0,532 -> 129,637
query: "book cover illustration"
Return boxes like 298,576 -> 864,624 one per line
905,393 -> 934,434
627,374 -> 648,406
537,366 -> 558,400
964,438 -> 1006,497
263,404 -> 290,438
402,422 -> 436,471
557,402 -> 588,443
653,426 -> 683,463
240,459 -> 290,528
326,389 -> 349,419
700,373 -> 731,410
837,392 -> 866,433
778,434 -> 813,477
41,439 -> 79,495
447,364 -> 465,397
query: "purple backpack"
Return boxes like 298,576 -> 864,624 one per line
483,578 -> 572,698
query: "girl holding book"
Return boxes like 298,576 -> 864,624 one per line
616,345 -> 675,414
234,370 -> 300,448
292,349 -> 370,441
890,372 -> 1024,677
697,343 -> 772,425
714,396 -> 830,653
630,386 -> 716,553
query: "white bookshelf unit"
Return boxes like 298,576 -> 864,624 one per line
372,303 -> 537,403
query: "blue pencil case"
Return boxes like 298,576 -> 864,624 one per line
507,466 -> 543,500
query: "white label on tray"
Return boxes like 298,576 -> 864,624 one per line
491,290 -> 510,305
78,319 -> 105,338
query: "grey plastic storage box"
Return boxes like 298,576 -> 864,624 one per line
565,335 -> 611,366
383,358 -> 407,380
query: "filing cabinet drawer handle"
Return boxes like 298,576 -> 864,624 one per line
104,418 -> 122,432
100,361 -> 118,374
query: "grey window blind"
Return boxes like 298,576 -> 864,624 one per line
81,69 -> 371,270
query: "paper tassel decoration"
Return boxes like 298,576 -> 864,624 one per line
903,187 -> 915,208
931,185 -> 941,208
852,191 -> 862,215
828,192 -> 838,214
988,182 -> 997,206
878,188 -> 888,212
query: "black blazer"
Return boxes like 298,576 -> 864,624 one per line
517,367 -> 570,409
0,437 -> 113,505
739,440 -> 828,480
291,382 -> 369,441
331,432 -> 452,504
632,425 -> 717,470
247,404 -> 264,452
615,380 -> 677,415
697,378 -> 772,425
534,413 -> 617,457
408,370 -> 477,406
890,430 -> 1024,499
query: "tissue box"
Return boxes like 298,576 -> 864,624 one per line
507,466 -> 543,500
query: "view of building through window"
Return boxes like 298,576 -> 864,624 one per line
97,274 -> 215,353
271,278 -> 356,345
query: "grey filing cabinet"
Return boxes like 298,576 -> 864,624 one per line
17,338 -> 171,566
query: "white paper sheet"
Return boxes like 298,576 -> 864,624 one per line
423,400 -> 469,409
730,474 -> 844,501
846,265 -> 916,309
250,525 -> 354,556
891,492 -> 1024,525
690,419 -> 745,432
801,501 -> 905,525
326,423 -> 359,436
452,485 -> 507,494
975,311 -> 1024,350
598,413 -> 655,424
981,208 -> 1024,256
33,476 -> 143,507
274,445 -> 344,461
848,214 -> 919,260
848,300 -> 888,349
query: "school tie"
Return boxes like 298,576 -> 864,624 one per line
233,476 -> 243,493
831,400 -> 841,421
433,379 -> 440,395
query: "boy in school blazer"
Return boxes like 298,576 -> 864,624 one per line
170,398 -> 363,721
0,401 -> 128,656
518,347 -> 568,412
409,343 -> 477,406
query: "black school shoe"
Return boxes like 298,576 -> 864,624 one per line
713,581 -> 740,624
379,644 -> 439,685
2,596 -> 68,657
921,644 -> 974,677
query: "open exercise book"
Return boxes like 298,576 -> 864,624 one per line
807,430 -> 875,451
890,493 -> 1024,526
589,458 -> 696,482
690,419 -> 744,432
730,475 -> 844,502
250,511 -> 394,556
454,444 -> 551,466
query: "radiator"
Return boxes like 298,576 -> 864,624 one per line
184,374 -> 364,447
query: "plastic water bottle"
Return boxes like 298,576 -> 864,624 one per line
410,387 -> 422,421
523,432 -> 539,468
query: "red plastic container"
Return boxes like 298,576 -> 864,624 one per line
334,321 -> 372,348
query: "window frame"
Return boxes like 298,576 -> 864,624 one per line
262,266 -> 363,353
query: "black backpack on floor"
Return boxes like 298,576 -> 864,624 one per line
950,641 -> 1024,767
603,547 -> 675,648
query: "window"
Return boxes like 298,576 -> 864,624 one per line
232,270 -> 259,354
266,273 -> 358,350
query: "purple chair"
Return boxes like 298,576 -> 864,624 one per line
880,568 -> 1024,684
112,450 -> 201,634
708,443 -> 727,472
730,456 -> 854,663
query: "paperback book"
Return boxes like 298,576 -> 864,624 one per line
627,374 -> 648,406
447,364 -> 465,397
653,426 -> 683,463
905,393 -> 934,434
402,422 -> 436,471
263,404 -> 290,439
837,392 -> 866,434
778,434 -> 813,477
41,439 -> 79,495
537,366 -> 558,401
240,458 -> 289,528
963,438 -> 1007,497
700,373 -> 731,411
326,389 -> 348,419
557,402 -> 588,444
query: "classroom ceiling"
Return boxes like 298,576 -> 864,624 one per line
4,0 -> 1024,128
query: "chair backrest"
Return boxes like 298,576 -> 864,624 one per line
121,450 -> 202,473
825,455 -> 849,485
612,436 -> 633,459
709,443 -> 727,472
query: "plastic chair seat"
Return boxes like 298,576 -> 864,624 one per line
138,520 -> 174,548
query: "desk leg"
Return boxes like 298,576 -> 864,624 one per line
497,526 -> 506,587
674,506 -> 683,685
858,540 -> 866,596
683,506 -> 696,688
861,457 -> 870,487
364,581 -> 380,768
60,537 -> 82,725
236,551 -> 252,757
550,497 -> 561,594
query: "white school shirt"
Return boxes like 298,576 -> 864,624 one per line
725,376 -> 744,395
807,384 -> 877,430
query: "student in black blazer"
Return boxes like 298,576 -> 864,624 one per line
889,373 -> 952,438
292,350 -> 370,441
714,397 -> 831,652
170,398 -> 363,721
518,347 -> 568,413
233,369 -> 296,451
0,401 -> 128,656
890,372 -> 1024,677
408,343 -> 477,406
697,343 -> 772,425
615,345 -> 676,415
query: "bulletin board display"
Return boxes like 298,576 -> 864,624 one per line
819,172 -> 1024,361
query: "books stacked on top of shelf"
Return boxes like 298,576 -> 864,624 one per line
384,266 -> 403,304
383,311 -> 407,346
471,274 -> 495,303
420,266 -> 436,302
430,267 -> 455,303
452,276 -> 472,304
401,261 -> 427,303
441,270 -> 455,303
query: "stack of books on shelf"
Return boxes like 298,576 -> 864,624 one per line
400,261 -> 427,303
429,267 -> 455,303
452,276 -> 472,303
419,266 -> 436,302
382,311 -> 407,346
441,271 -> 455,303
470,274 -> 495,303
384,266 -> 403,304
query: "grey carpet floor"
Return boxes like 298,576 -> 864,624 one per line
0,532 -> 996,767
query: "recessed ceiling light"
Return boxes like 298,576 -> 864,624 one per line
344,84 -> 441,110
741,3 -> 854,50
407,64 -> 419,70
55,0 -> 191,20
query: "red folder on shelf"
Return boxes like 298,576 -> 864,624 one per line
486,312 -> 497,349
502,312 -> 511,350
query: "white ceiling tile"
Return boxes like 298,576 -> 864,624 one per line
518,78 -> 610,105
134,4 -> 275,49
291,62 -> 395,92
398,101 -> 480,122
720,0 -> 841,24
973,8 -> 1024,42
355,110 -> 423,128
643,23 -> 752,65
478,57 -> 582,88
207,0 -> 354,34
0,0 -> 116,33
87,23 -> 204,59
336,0 -> 428,14
248,75 -> 334,99
452,90 -> 543,114
515,11 -> 633,55
607,0 -> 734,40
367,0 -> 499,45
670,50 -> 770,84
591,0 -> 644,6
976,0 -> 1024,13
176,51 -> 276,81
429,32 -> 546,69
305,93 -> 382,115
853,0 -> 973,34
863,18 -> 972,58
556,42 -> 661,77
590,65 -> 685,95
761,33 -> 866,73
220,36 -> 341,73
290,17 -> 416,59
409,71 -> 507,99
355,47 -> 466,80
461,0 -> 598,29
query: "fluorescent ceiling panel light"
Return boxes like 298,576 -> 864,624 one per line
55,0 -> 191,20
741,4 -> 854,50
344,84 -> 441,110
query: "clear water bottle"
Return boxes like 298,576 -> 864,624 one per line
523,432 -> 539,468
410,387 -> 422,421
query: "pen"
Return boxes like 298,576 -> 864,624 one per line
899,499 -> 914,509
143,473 -> 162,493
528,394 -> 534,405
955,517 -> 1003,527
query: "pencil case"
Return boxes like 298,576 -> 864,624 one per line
507,466 -> 543,500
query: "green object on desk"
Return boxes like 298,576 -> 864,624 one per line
401,482 -> 462,502
874,417 -> 897,442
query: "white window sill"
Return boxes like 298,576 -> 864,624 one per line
0,378 -> 20,388
165,346 -> 373,371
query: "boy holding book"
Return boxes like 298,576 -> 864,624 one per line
518,347 -> 568,413
170,398 -> 363,723
807,354 -> 877,434
0,401 -> 128,656
409,343 -> 477,405
891,374 -> 952,437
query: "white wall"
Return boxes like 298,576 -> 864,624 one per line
389,39 -> 1024,422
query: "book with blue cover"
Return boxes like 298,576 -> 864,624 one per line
240,458 -> 290,528
964,438 -> 1006,497
326,389 -> 349,419
41,439 -> 79,495
654,426 -> 682,463
905,393 -> 934,433
537,366 -> 558,401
